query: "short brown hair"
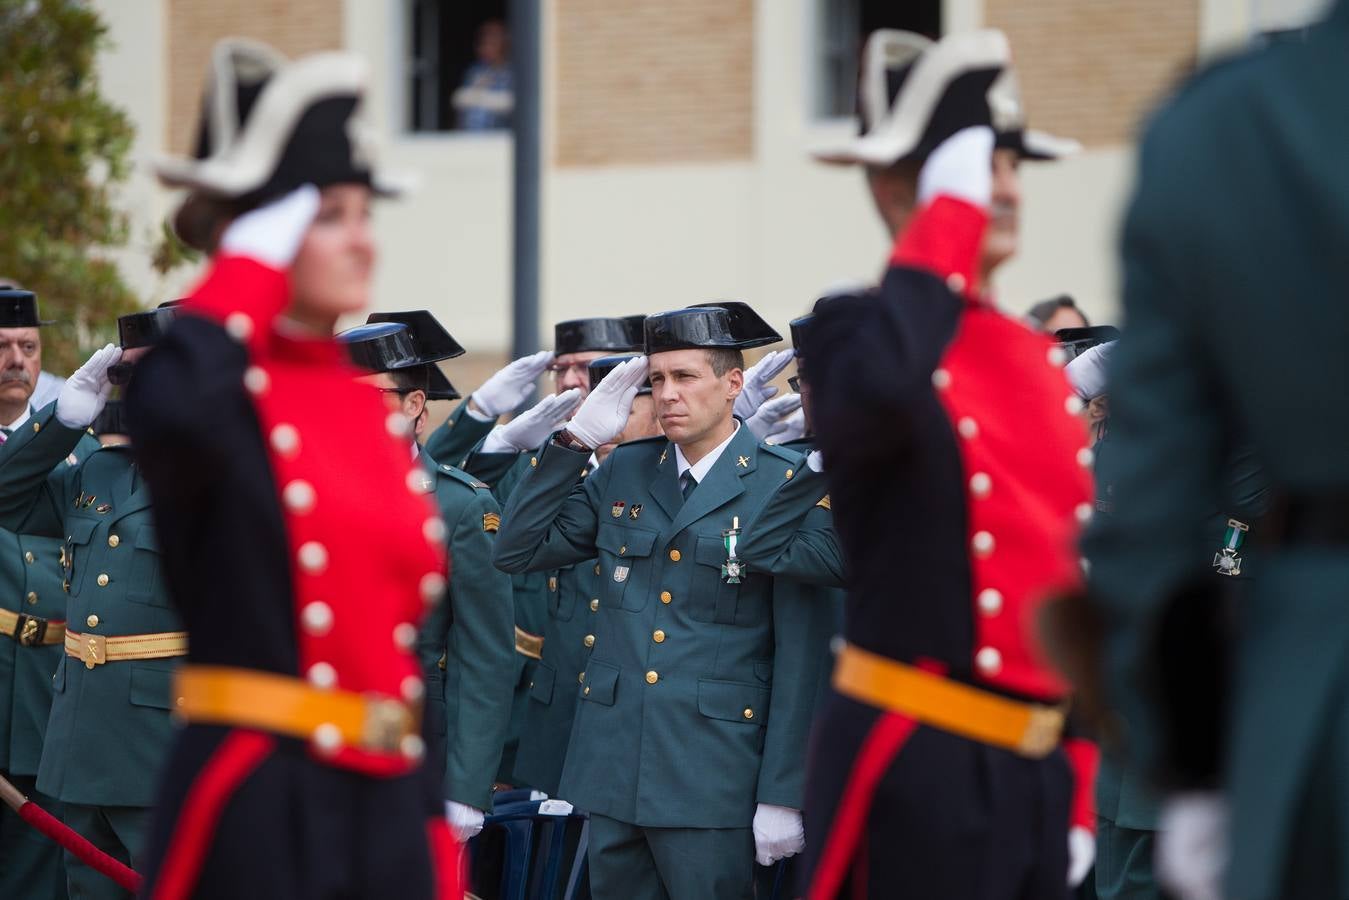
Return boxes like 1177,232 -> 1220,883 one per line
705,348 -> 744,377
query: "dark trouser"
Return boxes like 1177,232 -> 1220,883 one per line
1094,818 -> 1168,899
0,772 -> 67,900
61,803 -> 149,900
800,691 -> 1072,900
138,726 -> 450,900
587,813 -> 754,900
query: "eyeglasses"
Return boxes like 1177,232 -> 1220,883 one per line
788,376 -> 801,393
546,362 -> 591,378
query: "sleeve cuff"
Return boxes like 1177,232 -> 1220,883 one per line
1064,736 -> 1101,832
890,195 -> 989,299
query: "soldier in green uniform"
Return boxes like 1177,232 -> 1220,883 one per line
1080,13 -> 1347,897
0,289 -> 97,900
339,312 -> 516,844
494,303 -> 824,899
0,310 -> 185,899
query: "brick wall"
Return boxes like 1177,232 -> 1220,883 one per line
166,0 -> 344,155
554,0 -> 755,167
984,0 -> 1199,147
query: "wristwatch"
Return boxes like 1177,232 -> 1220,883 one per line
552,429 -> 591,453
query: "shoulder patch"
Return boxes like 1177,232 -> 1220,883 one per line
816,495 -> 831,510
759,442 -> 803,463
483,512 -> 501,533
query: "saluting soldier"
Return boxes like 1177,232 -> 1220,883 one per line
338,312 -> 516,844
0,308 -> 184,900
494,302 -> 822,899
511,354 -> 662,798
0,288 -> 97,900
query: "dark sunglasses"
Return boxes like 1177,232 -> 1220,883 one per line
788,375 -> 800,393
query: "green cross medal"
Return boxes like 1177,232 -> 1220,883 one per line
721,516 -> 743,584
1213,518 -> 1249,576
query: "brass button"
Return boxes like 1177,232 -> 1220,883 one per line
619,545 -> 627,556
176,696 -> 185,708
528,681 -> 534,689
669,549 -> 681,562
108,534 -> 120,548
62,580 -> 69,593
32,422 -> 40,433
530,456 -> 538,467
743,708 -> 754,720
659,591 -> 672,604
96,573 -> 109,587
589,598 -> 599,612
25,591 -> 37,605
785,468 -> 794,479
548,577 -> 558,592
594,563 -> 601,576
86,614 -> 99,628
645,670 -> 658,685
578,672 -> 585,683
652,630 -> 665,644
583,686 -> 590,695
583,634 -> 595,648
23,552 -> 33,564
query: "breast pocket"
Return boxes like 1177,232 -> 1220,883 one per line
594,524 -> 657,612
128,525 -> 170,607
64,517 -> 99,597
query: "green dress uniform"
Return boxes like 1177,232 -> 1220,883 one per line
414,451 -> 517,813
423,400 -> 497,470
1082,9 -> 1349,897
494,427 -> 823,899
0,412 -> 98,900
0,406 -> 184,900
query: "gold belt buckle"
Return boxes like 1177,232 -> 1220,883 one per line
1017,704 -> 1066,758
82,634 -> 107,669
361,697 -> 412,753
16,615 -> 43,647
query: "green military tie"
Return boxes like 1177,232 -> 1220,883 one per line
681,473 -> 697,500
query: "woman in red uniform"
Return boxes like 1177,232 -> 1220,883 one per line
122,40 -> 459,899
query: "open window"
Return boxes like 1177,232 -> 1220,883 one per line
813,0 -> 942,120
406,0 -> 511,132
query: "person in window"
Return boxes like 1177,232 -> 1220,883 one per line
453,19 -> 513,131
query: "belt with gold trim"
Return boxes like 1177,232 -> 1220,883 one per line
0,608 -> 65,647
514,626 -> 544,660
174,665 -> 422,755
832,642 -> 1067,759
64,629 -> 189,670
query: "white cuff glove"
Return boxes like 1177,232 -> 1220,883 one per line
445,800 -> 485,841
734,349 -> 795,420
470,350 -> 556,419
745,394 -> 805,444
806,449 -> 824,473
1067,825 -> 1095,888
1064,341 -> 1116,401
1157,792 -> 1228,900
752,803 -> 805,867
219,184 -> 320,269
565,356 -> 648,450
917,126 -> 994,209
56,344 -> 122,429
479,390 -> 583,454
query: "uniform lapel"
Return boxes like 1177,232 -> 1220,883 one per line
665,426 -> 757,539
647,441 -> 683,521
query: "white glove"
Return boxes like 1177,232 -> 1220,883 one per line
469,350 -> 556,419
1064,341 -> 1117,401
734,349 -> 795,420
753,803 -> 805,867
219,184 -> 320,269
917,126 -> 994,209
445,800 -> 485,841
806,449 -> 824,473
1067,825 -> 1095,888
56,344 -> 121,429
565,356 -> 648,450
744,393 -> 803,442
1156,792 -> 1228,900
479,390 -> 583,454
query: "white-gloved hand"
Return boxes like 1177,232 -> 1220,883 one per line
479,390 -> 584,454
219,184 -> 321,269
1157,792 -> 1228,900
470,350 -> 556,419
565,356 -> 648,450
56,344 -> 121,429
917,126 -> 995,209
806,449 -> 824,473
733,349 -> 795,420
1064,341 -> 1117,401
753,803 -> 805,867
745,393 -> 804,442
1067,825 -> 1095,888
445,800 -> 485,841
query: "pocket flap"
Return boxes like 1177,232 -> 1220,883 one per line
595,523 -> 658,559
530,660 -> 556,705
135,525 -> 160,553
695,534 -> 728,567
579,660 -> 620,707
66,517 -> 98,545
128,664 -> 176,710
697,678 -> 770,725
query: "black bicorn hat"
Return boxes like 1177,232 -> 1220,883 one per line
1054,325 -> 1121,361
366,310 -> 465,401
156,39 -> 410,250
588,354 -> 652,396
0,290 -> 54,327
643,301 -> 782,355
812,29 -> 1009,167
988,68 -> 1081,162
553,317 -> 645,356
117,307 -> 179,350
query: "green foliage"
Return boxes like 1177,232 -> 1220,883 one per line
0,0 -> 160,373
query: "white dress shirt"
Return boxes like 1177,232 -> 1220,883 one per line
674,420 -> 741,486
